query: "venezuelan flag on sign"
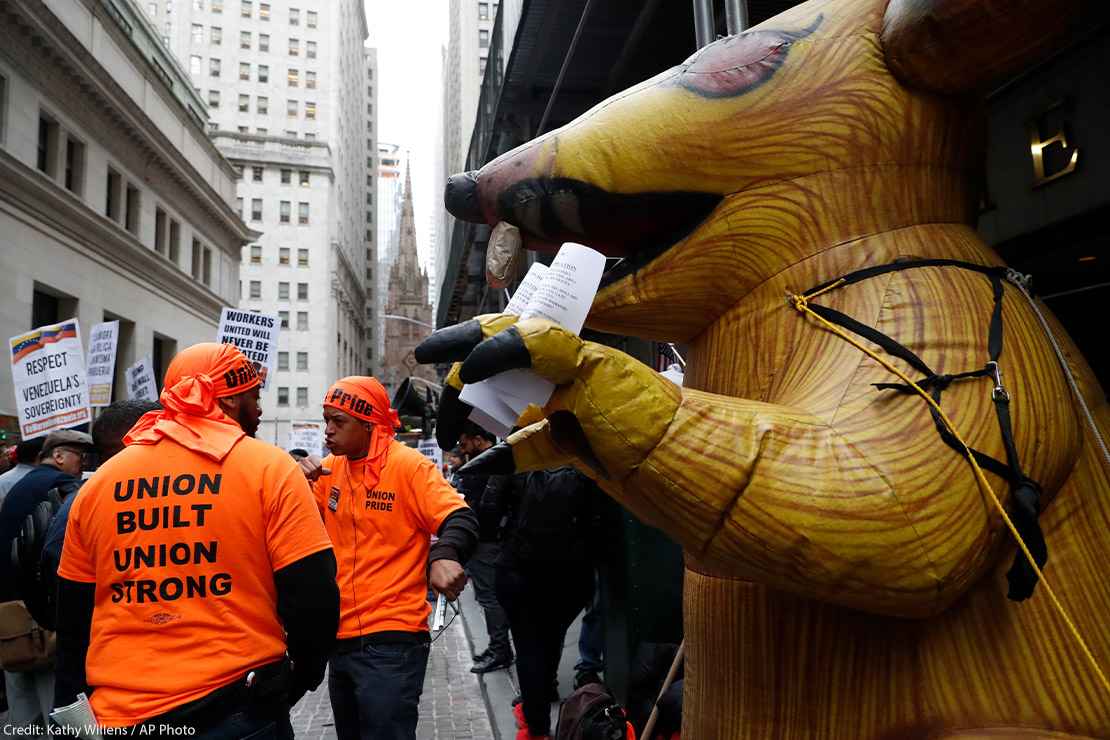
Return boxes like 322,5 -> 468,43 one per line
10,322 -> 78,363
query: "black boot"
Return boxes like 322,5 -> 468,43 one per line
471,649 -> 514,673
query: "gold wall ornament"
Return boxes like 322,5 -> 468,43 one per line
1029,100 -> 1080,187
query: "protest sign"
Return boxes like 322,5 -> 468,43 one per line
125,356 -> 159,402
417,437 -> 443,469
9,319 -> 90,439
216,308 -> 280,388
86,321 -> 119,407
288,421 -> 326,457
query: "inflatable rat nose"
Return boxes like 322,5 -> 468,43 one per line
444,170 -> 484,223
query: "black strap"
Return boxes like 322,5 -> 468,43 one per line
801,259 -> 1046,601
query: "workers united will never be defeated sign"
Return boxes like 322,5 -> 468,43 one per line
216,308 -> 280,389
9,319 -> 91,439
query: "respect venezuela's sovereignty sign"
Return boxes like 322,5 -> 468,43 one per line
9,319 -> 90,439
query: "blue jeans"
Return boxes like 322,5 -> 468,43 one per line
197,710 -> 293,740
575,575 -> 605,675
328,640 -> 430,740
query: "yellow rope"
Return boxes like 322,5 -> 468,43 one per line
790,290 -> 1110,699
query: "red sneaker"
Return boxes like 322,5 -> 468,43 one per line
512,701 -> 526,729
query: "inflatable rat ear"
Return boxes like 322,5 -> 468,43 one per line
881,0 -> 1100,94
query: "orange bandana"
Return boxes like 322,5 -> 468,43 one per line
323,377 -> 400,490
125,343 -> 261,461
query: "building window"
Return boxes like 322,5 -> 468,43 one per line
202,247 -> 212,285
239,62 -> 250,80
210,26 -> 222,44
296,387 -> 308,406
236,197 -> 243,217
298,202 -> 309,224
299,171 -> 311,187
277,351 -> 289,371
287,68 -> 299,87
304,133 -> 315,141
277,387 -> 289,406
289,7 -> 299,25
239,93 -> 249,112
280,200 -> 291,223
279,246 -> 290,264
280,169 -> 291,184
191,23 -> 203,43
285,130 -> 298,138
305,70 -> 316,89
208,89 -> 219,108
169,219 -> 181,264
306,10 -> 317,28
191,238 -> 203,279
205,58 -> 218,78
306,41 -> 316,59
278,310 -> 289,328
211,0 -> 222,12
155,207 -> 168,254
250,244 -> 262,263
479,57 -> 487,76
479,3 -> 489,20
241,0 -> 251,17
125,184 -> 141,235
287,99 -> 298,117
258,64 -> 269,82
297,282 -> 308,300
278,282 -> 290,300
257,127 -> 268,134
288,38 -> 299,56
296,311 -> 308,331
64,136 -> 85,195
190,55 -> 202,75
259,2 -> 270,20
305,101 -> 316,120
252,166 -> 263,182
240,30 -> 251,49
259,33 -> 269,51
37,114 -> 59,177
149,2 -> 158,16
297,248 -> 309,266
479,29 -> 489,48
296,351 -> 308,371
251,198 -> 262,221
257,96 -> 268,115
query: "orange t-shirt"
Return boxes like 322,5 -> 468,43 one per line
58,435 -> 333,726
313,440 -> 466,638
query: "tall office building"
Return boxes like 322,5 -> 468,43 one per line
434,0 -> 523,314
0,0 -> 251,435
377,142 -> 405,370
364,47 -> 380,379
158,0 -> 373,446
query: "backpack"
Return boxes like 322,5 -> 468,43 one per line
0,486 -> 66,671
556,682 -> 635,740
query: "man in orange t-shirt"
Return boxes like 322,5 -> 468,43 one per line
299,376 -> 477,740
54,343 -> 339,737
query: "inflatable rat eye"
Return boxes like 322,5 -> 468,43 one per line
675,14 -> 822,99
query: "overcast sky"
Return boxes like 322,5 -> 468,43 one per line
366,0 -> 448,273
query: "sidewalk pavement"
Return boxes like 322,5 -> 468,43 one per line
458,587 -> 585,740
290,608 -> 494,740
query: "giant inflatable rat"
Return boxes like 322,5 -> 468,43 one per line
418,0 -> 1110,735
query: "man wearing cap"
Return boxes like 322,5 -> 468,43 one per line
0,429 -> 91,731
54,343 -> 339,737
298,376 -> 479,740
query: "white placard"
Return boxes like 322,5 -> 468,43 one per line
288,421 -> 326,458
86,320 -> 119,407
417,437 -> 443,469
216,308 -> 280,389
125,356 -> 159,402
9,319 -> 91,440
460,244 -> 606,425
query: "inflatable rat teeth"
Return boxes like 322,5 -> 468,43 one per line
423,0 -> 1110,735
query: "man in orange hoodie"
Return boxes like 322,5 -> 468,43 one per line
298,376 -> 478,740
54,343 -> 338,738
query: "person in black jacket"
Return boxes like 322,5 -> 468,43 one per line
495,467 -> 601,740
456,422 -> 514,673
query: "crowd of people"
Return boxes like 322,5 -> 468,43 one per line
0,341 -> 643,740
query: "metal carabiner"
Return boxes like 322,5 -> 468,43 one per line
986,361 -> 1009,401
